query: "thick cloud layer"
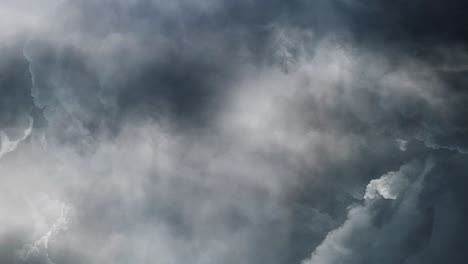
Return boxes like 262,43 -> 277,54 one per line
1,1 -> 468,264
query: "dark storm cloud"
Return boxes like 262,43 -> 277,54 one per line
335,0 -> 468,47
1,1 -> 468,264
302,159 -> 435,264
0,45 -> 36,137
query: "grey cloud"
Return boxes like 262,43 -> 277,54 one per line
302,159 -> 435,264
0,116 -> 33,159
1,1 -> 468,264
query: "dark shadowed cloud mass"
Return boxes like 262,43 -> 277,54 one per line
1,1 -> 468,263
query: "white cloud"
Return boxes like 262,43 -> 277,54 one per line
364,170 -> 410,200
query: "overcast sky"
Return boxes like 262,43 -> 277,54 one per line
1,1 -> 468,264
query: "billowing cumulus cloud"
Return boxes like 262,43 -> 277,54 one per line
1,1 -> 468,264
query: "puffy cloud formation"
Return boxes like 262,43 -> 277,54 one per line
1,1 -> 468,264
303,159 -> 435,264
